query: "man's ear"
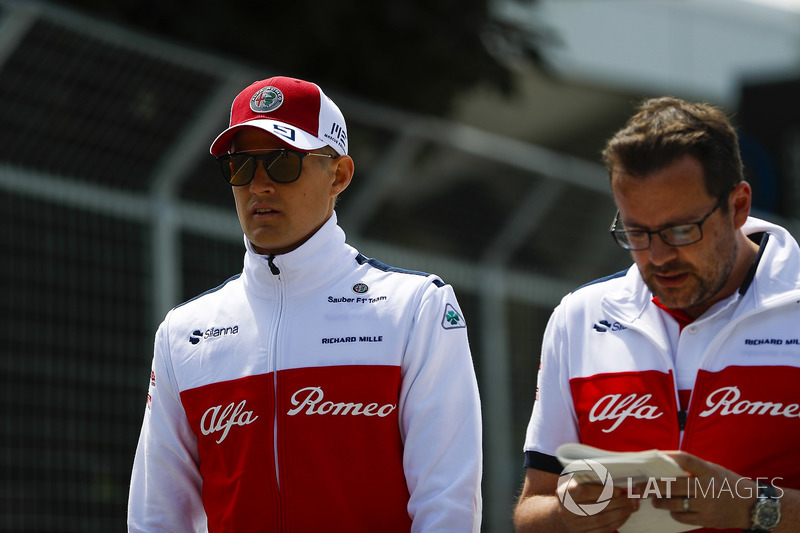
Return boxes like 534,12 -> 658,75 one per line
330,155 -> 354,197
731,181 -> 752,230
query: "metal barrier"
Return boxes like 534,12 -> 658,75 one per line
2,1 -> 796,530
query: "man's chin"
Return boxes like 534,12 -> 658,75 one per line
648,284 -> 695,310
655,295 -> 681,309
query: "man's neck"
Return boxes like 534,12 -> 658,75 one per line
684,234 -> 761,319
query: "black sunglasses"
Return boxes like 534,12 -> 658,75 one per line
216,149 -> 337,185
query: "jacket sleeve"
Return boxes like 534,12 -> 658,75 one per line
398,279 -> 483,533
523,298 -> 580,464
128,314 -> 207,532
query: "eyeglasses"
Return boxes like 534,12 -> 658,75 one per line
610,195 -> 728,251
216,149 -> 337,185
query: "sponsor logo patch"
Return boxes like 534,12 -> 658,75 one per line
321,335 -> 383,344
327,295 -> 387,304
593,320 -> 627,333
324,122 -> 347,153
250,86 -> 283,113
287,386 -> 396,417
441,303 -> 465,330
699,386 -> 800,418
201,400 -> 259,444
588,393 -> 664,433
744,338 -> 800,346
189,325 -> 239,345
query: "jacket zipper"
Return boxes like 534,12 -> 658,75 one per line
602,308 -> 684,448
267,254 -> 284,527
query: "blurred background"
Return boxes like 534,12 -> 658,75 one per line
1,0 -> 799,530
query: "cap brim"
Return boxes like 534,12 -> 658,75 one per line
209,119 -> 328,156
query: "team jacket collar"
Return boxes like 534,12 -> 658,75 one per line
601,216 -> 800,327
741,216 -> 800,303
240,211 -> 358,298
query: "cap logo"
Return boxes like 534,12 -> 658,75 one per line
250,86 -> 284,113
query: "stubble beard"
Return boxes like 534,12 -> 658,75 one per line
643,234 -> 738,313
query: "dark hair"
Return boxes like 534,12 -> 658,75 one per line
602,97 -> 743,205
316,144 -> 340,160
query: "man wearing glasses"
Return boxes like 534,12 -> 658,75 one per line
128,76 -> 482,532
514,97 -> 800,533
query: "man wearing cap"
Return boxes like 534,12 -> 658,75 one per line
128,76 -> 482,532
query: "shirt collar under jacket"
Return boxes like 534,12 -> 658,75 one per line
241,211 -> 360,298
602,216 -> 800,327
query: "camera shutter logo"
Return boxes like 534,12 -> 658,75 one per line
556,459 -> 615,516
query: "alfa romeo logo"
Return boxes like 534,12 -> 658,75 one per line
250,86 -> 284,113
441,303 -> 466,330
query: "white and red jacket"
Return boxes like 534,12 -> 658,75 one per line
128,213 -> 482,532
524,217 -> 800,532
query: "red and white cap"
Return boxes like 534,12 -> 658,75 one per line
209,76 -> 348,156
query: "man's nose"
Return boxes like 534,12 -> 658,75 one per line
249,161 -> 275,193
647,233 -> 678,266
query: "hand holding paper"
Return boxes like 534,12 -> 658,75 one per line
556,444 -> 697,533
